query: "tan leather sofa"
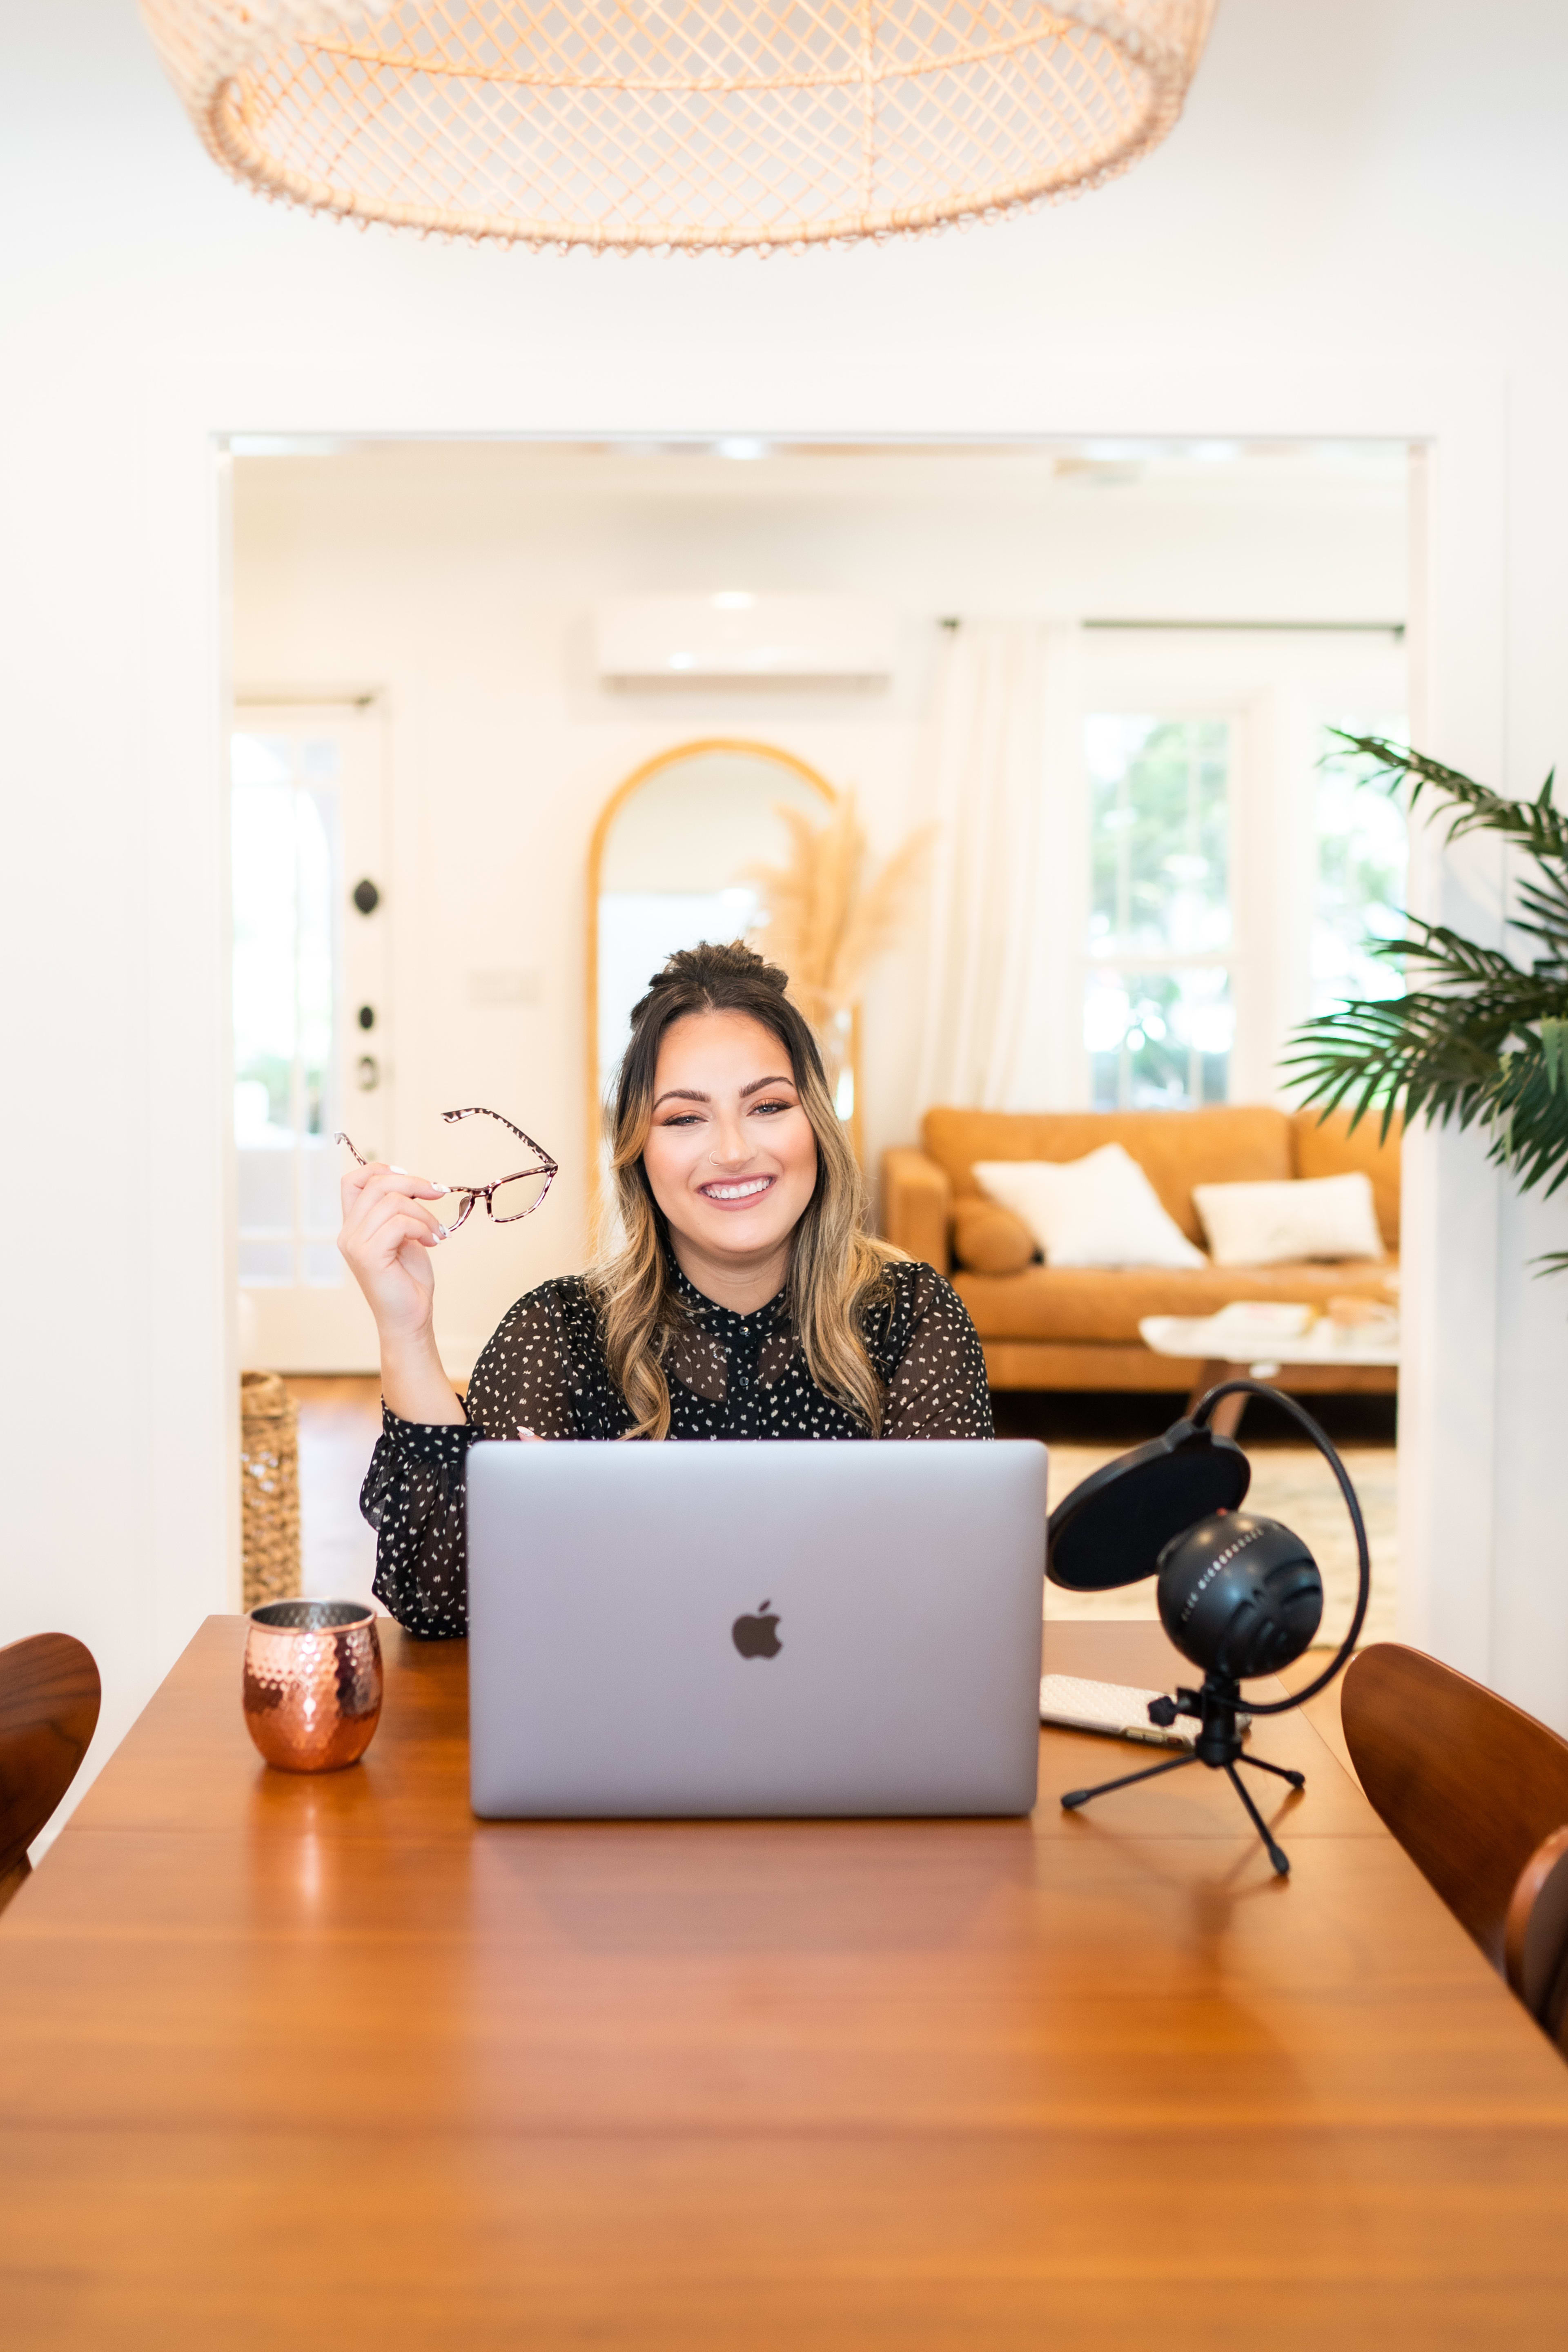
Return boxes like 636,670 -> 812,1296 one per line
883,1105 -> 1401,1395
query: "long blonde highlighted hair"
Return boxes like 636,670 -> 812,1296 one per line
588,940 -> 900,1440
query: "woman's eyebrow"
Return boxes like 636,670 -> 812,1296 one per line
651,1075 -> 795,1110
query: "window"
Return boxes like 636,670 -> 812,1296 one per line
1311,717 -> 1408,1017
1084,716 -> 1236,1108
233,731 -> 346,1288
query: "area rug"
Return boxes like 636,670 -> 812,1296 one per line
1042,1442 -> 1398,1649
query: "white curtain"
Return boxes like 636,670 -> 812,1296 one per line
913,618 -> 1077,1112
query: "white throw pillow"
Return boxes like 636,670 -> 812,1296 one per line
1192,1172 -> 1384,1267
973,1145 -> 1207,1270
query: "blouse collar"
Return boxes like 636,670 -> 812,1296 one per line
666,1246 -> 790,1335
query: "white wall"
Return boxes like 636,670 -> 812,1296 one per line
231,442 -> 1407,1368
6,0 -> 1568,1815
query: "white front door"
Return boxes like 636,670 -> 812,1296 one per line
232,704 -> 390,1371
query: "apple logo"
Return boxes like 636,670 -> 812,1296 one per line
731,1600 -> 782,1660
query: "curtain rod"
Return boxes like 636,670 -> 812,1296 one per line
234,688 -> 381,708
937,617 -> 1404,638
1082,618 -> 1404,638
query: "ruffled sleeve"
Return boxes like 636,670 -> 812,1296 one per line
361,1278 -> 614,1637
361,1413 -> 474,1638
872,1260 -> 995,1440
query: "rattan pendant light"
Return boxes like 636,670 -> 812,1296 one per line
142,0 -> 1217,255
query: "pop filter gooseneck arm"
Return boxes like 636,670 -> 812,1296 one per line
1187,1378 -> 1372,1715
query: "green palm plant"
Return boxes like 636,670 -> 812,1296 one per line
1283,733 -> 1568,1275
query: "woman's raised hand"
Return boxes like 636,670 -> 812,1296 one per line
337,1160 -> 450,1344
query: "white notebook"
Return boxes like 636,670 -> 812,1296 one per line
1040,1673 -> 1251,1752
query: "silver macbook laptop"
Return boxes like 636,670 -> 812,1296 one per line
467,1440 -> 1048,1819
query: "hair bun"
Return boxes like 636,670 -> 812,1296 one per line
622,936 -> 806,1063
642,939 -> 788,1001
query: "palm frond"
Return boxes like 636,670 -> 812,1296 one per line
1328,731 -> 1568,864
1287,738 -> 1568,1270
1543,1018 -> 1568,1094
1509,862 -> 1568,962
1385,919 -> 1533,989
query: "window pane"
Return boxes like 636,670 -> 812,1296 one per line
1086,967 -> 1234,1110
237,1148 -> 293,1234
1087,716 -> 1232,958
233,731 -> 345,1290
233,761 -> 299,1125
296,787 -> 338,1142
302,1242 -> 344,1288
300,737 -> 341,784
1312,718 -> 1408,1017
238,1239 -> 293,1286
300,1140 -> 341,1237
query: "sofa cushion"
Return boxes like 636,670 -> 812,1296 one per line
974,1147 -> 1206,1268
951,1197 -> 1036,1276
1193,1170 -> 1385,1266
952,1256 -> 1398,1345
1291,1107 -> 1403,1252
923,1106 -> 1293,1246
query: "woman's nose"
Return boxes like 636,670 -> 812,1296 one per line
707,1120 -> 754,1166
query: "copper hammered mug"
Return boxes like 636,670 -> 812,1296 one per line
243,1601 -> 384,1773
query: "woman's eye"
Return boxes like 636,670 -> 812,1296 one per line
662,1112 -> 702,1127
751,1098 -> 793,1115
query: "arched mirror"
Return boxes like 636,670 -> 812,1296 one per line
586,738 -> 853,1216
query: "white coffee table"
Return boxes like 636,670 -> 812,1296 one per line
1140,1313 -> 1400,1436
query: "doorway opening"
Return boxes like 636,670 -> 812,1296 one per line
233,699 -> 391,1376
227,433 -> 1414,1645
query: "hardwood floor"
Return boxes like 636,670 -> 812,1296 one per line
281,1376 -> 382,1612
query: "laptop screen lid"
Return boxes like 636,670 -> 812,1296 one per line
467,1439 -> 1047,1819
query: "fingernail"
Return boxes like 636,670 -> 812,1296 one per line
390,1164 -> 407,1173
428,1183 -> 449,1197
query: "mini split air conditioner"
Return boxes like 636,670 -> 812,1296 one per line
595,593 -> 896,682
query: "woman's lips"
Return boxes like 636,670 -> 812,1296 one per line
698,1173 -> 776,1209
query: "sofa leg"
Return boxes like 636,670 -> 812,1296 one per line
1187,1359 -> 1250,1437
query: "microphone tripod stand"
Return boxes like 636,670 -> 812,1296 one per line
1060,1675 -> 1305,1876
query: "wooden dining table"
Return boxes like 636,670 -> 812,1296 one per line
3,1613 -> 1568,2348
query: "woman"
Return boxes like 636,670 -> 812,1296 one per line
343,940 -> 992,1636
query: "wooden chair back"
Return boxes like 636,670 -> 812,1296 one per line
0,1633 -> 101,1916
1343,1642 -> 1568,2046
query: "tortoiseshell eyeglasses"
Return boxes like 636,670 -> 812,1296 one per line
336,1107 -> 558,1235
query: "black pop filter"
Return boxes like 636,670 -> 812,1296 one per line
1046,1418 -> 1251,1592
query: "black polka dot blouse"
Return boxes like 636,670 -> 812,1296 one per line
362,1254 -> 993,1638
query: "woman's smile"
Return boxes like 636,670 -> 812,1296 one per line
639,1009 -> 820,1305
698,1173 -> 776,1206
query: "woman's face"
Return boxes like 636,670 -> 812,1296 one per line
641,1009 -> 819,1274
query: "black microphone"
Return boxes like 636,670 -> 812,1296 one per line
1156,1511 -> 1323,1681
1046,1379 -> 1370,1877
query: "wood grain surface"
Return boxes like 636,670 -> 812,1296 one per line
2,1616 -> 1568,2349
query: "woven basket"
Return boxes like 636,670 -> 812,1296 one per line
241,1373 -> 303,1613
140,0 -> 1218,254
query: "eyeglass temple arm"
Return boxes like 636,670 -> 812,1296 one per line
441,1106 -> 558,1170
337,1117 -> 557,1188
